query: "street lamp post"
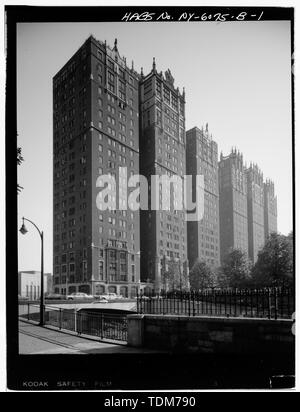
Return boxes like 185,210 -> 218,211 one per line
20,217 -> 44,326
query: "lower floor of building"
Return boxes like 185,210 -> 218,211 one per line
53,282 -> 154,298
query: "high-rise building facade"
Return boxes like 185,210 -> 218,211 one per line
186,125 -> 220,269
139,60 -> 188,292
53,36 -> 141,297
246,164 -> 265,262
219,149 -> 248,262
264,179 -> 277,242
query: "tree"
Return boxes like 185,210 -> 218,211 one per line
215,266 -> 230,288
221,249 -> 252,288
17,146 -> 24,194
161,259 -> 189,292
189,260 -> 216,290
161,263 -> 172,292
252,232 -> 294,287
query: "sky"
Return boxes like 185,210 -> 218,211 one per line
17,20 -> 293,273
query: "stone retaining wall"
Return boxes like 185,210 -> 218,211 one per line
127,314 -> 294,355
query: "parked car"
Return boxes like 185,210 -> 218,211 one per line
138,295 -> 150,300
92,297 -> 109,304
99,293 -> 120,301
67,292 -> 94,300
45,293 -> 65,300
18,295 -> 29,301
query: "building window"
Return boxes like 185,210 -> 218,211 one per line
107,94 -> 115,104
99,261 -> 104,280
119,123 -> 126,132
108,83 -> 115,93
108,115 -> 116,125
108,127 -> 116,137
119,90 -> 125,101
97,49 -> 103,60
108,71 -> 114,83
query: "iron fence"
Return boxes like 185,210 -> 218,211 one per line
19,302 -> 41,322
137,288 -> 294,320
19,304 -> 128,342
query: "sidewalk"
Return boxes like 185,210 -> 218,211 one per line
19,320 -> 163,355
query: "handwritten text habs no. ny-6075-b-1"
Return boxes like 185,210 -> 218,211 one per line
121,11 -> 264,22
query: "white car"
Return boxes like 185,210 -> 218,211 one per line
92,297 -> 109,304
100,293 -> 119,301
67,292 -> 94,300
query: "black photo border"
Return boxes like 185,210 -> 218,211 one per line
5,5 -> 295,392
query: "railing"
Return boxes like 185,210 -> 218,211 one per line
137,288 -> 294,320
19,304 -> 128,342
19,302 -> 41,322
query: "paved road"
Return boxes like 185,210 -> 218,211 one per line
18,301 -> 137,316
19,321 -> 162,355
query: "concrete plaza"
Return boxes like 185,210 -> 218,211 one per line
18,320 -> 162,355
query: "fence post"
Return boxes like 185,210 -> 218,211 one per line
27,303 -> 30,321
274,287 -> 278,320
250,289 -> 253,318
59,308 -> 62,330
192,291 -> 195,316
268,288 -> 272,319
74,309 -> 77,333
234,289 -> 237,317
256,289 -> 260,318
78,312 -> 82,335
101,313 -> 104,339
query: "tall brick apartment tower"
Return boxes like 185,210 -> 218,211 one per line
246,164 -> 265,262
186,125 -> 220,270
53,36 -> 141,297
139,60 -> 188,292
219,149 -> 248,263
264,179 -> 278,242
